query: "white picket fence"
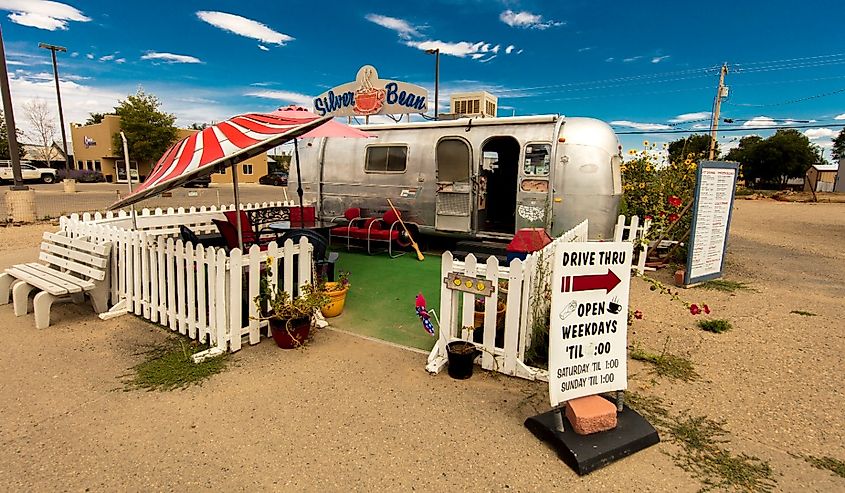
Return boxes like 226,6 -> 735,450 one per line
614,214 -> 652,274
426,220 -> 589,381
59,203 -> 312,357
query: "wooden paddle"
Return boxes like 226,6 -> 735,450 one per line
387,198 -> 424,261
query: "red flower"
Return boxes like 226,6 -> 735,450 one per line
689,304 -> 701,315
634,310 -> 643,319
703,304 -> 710,314
644,215 -> 653,221
668,195 -> 682,207
658,211 -> 665,217
668,213 -> 680,223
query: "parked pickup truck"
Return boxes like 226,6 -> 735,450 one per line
0,162 -> 58,184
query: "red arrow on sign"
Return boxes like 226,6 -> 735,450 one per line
562,270 -> 621,294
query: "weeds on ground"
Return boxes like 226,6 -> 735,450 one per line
629,339 -> 699,382
696,280 -> 753,293
626,392 -> 777,493
123,338 -> 228,391
698,319 -> 732,334
789,310 -> 817,317
793,454 -> 845,479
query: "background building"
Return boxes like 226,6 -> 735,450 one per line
71,116 -> 267,183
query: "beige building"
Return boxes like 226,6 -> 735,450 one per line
70,116 -> 268,183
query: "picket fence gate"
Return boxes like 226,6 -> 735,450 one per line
613,215 -> 651,275
426,220 -> 589,381
59,202 -> 311,360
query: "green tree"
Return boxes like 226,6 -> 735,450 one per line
727,130 -> 822,188
0,110 -> 26,161
189,122 -> 210,130
667,134 -> 717,163
85,112 -> 107,125
832,127 -> 845,161
111,90 -> 177,165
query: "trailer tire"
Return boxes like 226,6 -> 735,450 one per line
41,174 -> 56,184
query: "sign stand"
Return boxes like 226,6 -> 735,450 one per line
524,241 -> 659,474
524,398 -> 659,475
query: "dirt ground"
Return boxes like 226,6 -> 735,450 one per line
0,200 -> 842,492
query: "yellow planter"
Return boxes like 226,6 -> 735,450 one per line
321,282 -> 350,318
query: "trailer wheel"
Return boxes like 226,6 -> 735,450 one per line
41,174 -> 55,184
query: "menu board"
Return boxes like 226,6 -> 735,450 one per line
549,242 -> 632,406
685,161 -> 739,285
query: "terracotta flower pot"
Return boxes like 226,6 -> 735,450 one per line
321,282 -> 350,318
269,316 -> 311,349
474,300 -> 506,329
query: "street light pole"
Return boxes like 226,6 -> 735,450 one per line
425,48 -> 440,120
0,25 -> 25,190
38,42 -> 69,169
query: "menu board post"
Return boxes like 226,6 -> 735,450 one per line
684,160 -> 739,286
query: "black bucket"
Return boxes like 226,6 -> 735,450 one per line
447,341 -> 481,380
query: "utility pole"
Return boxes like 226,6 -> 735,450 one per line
38,42 -> 69,169
426,48 -> 440,120
708,63 -> 729,160
0,25 -> 25,190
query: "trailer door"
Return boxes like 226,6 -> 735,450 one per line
435,138 -> 473,232
516,142 -> 552,230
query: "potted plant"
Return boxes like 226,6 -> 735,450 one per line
320,271 -> 350,318
473,296 -> 506,329
446,340 -> 481,380
255,259 -> 329,349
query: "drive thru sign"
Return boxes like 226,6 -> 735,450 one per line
549,242 -> 633,406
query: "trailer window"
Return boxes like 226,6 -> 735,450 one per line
524,144 -> 551,176
365,145 -> 407,173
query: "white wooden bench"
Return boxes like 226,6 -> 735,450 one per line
0,232 -> 111,329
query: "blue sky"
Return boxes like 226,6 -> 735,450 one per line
3,0 -> 845,158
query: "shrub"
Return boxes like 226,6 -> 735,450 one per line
58,168 -> 105,183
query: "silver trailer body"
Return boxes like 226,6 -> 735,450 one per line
290,115 -> 622,239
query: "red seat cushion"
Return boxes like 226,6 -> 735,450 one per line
368,229 -> 399,241
330,226 -> 353,237
349,227 -> 371,240
223,210 -> 256,243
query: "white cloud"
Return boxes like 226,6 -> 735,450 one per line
196,11 -> 294,45
6,60 -> 26,66
623,56 -> 642,63
611,120 -> 672,131
505,45 -> 515,54
115,58 -> 125,64
405,39 -> 508,60
258,45 -> 269,51
491,44 -> 500,53
85,53 -> 94,59
652,55 -> 670,63
835,113 -> 845,120
364,13 -> 420,39
0,0 -> 90,31
99,54 -> 115,62
690,123 -> 710,130
70,51 -> 78,57
605,57 -> 614,62
499,10 -> 563,30
669,111 -> 711,123
803,128 -> 838,140
141,52 -> 203,64
245,89 -> 312,106
742,116 -> 777,128
578,47 -> 592,52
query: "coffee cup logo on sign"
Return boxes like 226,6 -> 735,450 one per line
353,67 -> 386,115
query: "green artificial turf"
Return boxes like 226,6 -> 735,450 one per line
329,249 -> 442,351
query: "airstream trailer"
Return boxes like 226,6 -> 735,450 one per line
290,115 -> 623,239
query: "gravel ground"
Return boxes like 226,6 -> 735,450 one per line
0,199 -> 842,491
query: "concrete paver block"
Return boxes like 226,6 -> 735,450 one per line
565,395 -> 617,435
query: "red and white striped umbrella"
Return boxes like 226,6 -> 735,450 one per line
109,112 -> 330,210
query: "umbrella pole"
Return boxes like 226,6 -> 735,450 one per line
119,132 -> 138,230
231,163 -> 244,250
293,138 -> 305,228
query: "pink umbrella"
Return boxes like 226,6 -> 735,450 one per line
270,105 -> 374,225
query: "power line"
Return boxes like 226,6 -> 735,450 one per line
614,123 -> 839,135
725,86 -> 845,108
